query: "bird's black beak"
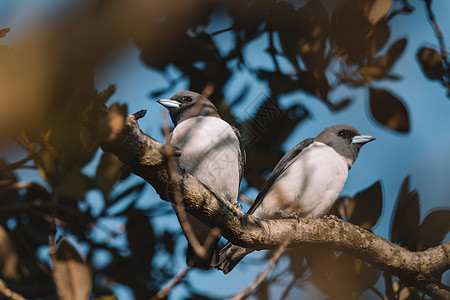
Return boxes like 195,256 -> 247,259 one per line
352,135 -> 376,145
157,99 -> 181,109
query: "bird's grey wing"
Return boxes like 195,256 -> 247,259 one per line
247,138 -> 314,215
231,126 -> 246,185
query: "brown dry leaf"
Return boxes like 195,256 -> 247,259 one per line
364,0 -> 393,25
54,238 -> 92,300
0,225 -> 19,279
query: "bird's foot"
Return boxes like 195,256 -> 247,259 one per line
162,145 -> 182,158
277,210 -> 301,221
323,214 -> 340,220
231,200 -> 243,209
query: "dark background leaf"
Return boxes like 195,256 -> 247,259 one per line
334,181 -> 383,230
369,88 -> 410,133
390,176 -> 420,251
417,47 -> 444,80
417,210 -> 450,251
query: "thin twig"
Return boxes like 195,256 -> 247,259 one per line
0,199 -> 53,214
230,237 -> 291,300
48,192 -> 58,274
369,285 -> 389,300
210,26 -> 234,36
279,277 -> 298,300
167,155 -> 208,259
150,267 -> 190,300
424,0 -> 450,81
0,182 -> 35,198
267,29 -> 280,74
0,279 -> 27,300
239,194 -> 253,206
0,155 -> 35,173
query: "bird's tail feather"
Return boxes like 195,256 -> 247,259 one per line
187,241 -> 219,270
217,242 -> 254,274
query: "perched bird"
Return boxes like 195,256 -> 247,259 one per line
157,90 -> 245,269
217,124 -> 375,274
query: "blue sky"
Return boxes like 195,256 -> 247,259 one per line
1,0 -> 449,299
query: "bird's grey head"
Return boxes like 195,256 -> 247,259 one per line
315,124 -> 375,168
157,90 -> 220,126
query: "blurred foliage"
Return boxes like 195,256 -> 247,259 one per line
0,0 -> 449,299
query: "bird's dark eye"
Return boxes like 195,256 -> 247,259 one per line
338,130 -> 346,137
185,96 -> 192,102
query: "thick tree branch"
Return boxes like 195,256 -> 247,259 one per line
99,112 -> 450,299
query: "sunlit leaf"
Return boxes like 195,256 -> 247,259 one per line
95,152 -> 122,197
0,28 -> 10,39
364,0 -> 393,25
417,47 -> 444,80
0,225 -> 18,279
369,88 -> 410,133
390,176 -> 420,251
54,238 -> 92,300
417,210 -> 450,250
359,62 -> 386,81
97,103 -> 127,142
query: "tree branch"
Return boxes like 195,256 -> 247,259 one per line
99,112 -> 450,299
0,279 -> 27,300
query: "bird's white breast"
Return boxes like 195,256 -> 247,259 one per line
255,142 -> 348,219
170,116 -> 241,202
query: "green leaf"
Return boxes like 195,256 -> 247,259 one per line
95,152 -> 122,197
417,47 -> 444,80
417,210 -> 450,250
369,88 -> 410,133
390,176 -> 420,251
54,238 -> 92,300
